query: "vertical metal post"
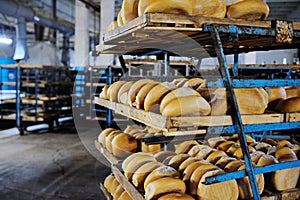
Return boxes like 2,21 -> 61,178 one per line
89,67 -> 93,119
164,51 -> 170,76
34,68 -> 39,121
232,52 -> 239,77
106,65 -> 113,127
119,55 -> 128,75
210,25 -> 260,200
16,66 -> 22,134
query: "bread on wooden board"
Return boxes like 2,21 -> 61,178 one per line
192,0 -> 227,18
120,0 -> 139,24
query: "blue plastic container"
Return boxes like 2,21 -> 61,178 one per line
0,58 -> 16,90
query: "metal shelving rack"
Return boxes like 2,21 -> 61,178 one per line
95,13 -> 300,200
0,64 -> 75,135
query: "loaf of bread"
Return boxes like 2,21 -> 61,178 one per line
210,88 -> 228,115
227,0 -> 270,20
234,88 -> 268,114
265,87 -> 287,103
168,154 -> 191,170
285,87 -> 300,98
119,191 -> 133,200
161,96 -> 211,116
99,85 -> 110,100
135,82 -> 159,109
275,97 -> 300,113
118,81 -> 134,103
192,0 -> 227,18
157,193 -> 194,200
106,21 -> 118,32
145,177 -> 186,200
113,184 -> 125,199
111,133 -> 138,157
120,0 -> 139,24
117,11 -> 124,26
128,79 -> 154,106
174,140 -> 199,154
107,81 -> 126,102
197,169 -> 239,200
160,87 -> 201,113
138,0 -> 194,16
104,174 -> 115,194
154,151 -> 177,162
183,78 -> 206,90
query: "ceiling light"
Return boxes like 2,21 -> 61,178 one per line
0,37 -> 13,45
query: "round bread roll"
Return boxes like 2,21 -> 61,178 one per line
168,154 -> 191,170
100,85 -> 110,99
111,178 -> 120,194
254,142 -> 272,153
117,11 -> 124,26
250,151 -> 266,163
233,146 -> 256,159
120,0 -> 139,24
189,164 -> 219,195
113,184 -> 125,199
227,0 -> 270,20
206,150 -> 228,164
138,0 -> 194,16
276,140 -> 292,148
275,147 -> 297,162
224,160 -> 245,172
104,174 -> 115,194
262,138 -> 278,146
160,87 -> 201,113
144,83 -> 174,112
224,0 -> 243,6
226,143 -> 240,155
107,81 -> 126,102
257,154 -> 279,166
132,161 -> 163,192
265,87 -> 287,103
106,21 -> 118,32
192,0 -> 227,18
118,81 -> 134,103
144,165 -> 180,190
154,151 -> 177,162
197,169 -> 239,200
183,78 -> 206,89
172,78 -> 188,86
237,164 -> 265,199
195,146 -> 215,159
135,82 -> 159,109
162,96 -> 211,117
111,133 -> 138,157
145,177 -> 186,200
176,78 -> 189,87
157,193 -> 194,200
187,144 -> 204,156
234,88 -> 268,114
275,97 -> 300,113
105,130 -> 122,153
128,79 -> 154,106
175,140 -> 199,154
182,160 -> 209,182
122,152 -> 155,172
124,124 -> 143,134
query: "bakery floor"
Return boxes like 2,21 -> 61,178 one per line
0,120 -> 111,200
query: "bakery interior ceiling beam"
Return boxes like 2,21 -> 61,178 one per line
208,79 -> 300,88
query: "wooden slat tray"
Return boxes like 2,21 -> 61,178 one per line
95,141 -> 121,165
98,13 -> 300,56
111,165 -> 144,200
287,113 -> 300,122
94,97 -> 284,132
262,188 -> 300,200
99,183 -> 112,200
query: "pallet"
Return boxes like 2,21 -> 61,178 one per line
262,188 -> 300,200
1,64 -> 69,69
287,113 -> 300,122
94,97 -> 284,132
111,165 -> 144,200
94,141 -> 121,165
97,13 -> 300,56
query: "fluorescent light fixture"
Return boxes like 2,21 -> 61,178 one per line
33,16 -> 40,22
0,37 -> 13,45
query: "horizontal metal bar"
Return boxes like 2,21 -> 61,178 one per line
205,160 -> 300,184
207,79 -> 300,88
203,24 -> 275,36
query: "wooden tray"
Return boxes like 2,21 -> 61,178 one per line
94,97 -> 284,132
95,141 -> 121,165
99,183 -> 112,200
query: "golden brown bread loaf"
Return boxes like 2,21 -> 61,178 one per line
128,79 -> 154,106
174,140 -> 199,154
206,150 -> 228,164
105,130 -> 122,153
215,156 -> 237,169
192,0 -> 227,18
250,151 -> 266,163
111,178 -> 120,195
144,165 -> 180,190
138,0 -> 194,16
160,87 -> 201,113
100,85 -> 110,100
142,132 -> 162,153
144,83 -> 174,112
275,97 -> 300,113
118,81 -> 134,103
154,151 -> 177,162
132,161 -> 163,192
111,133 -> 138,157
98,128 -> 115,147
161,96 -> 211,117
113,184 -> 125,199
145,177 -> 186,200
197,169 -> 239,200
168,154 -> 191,170
183,78 -> 206,89
208,136 -> 227,148
178,157 -> 202,173
217,140 -> 235,151
119,191 -> 133,200
227,0 -> 270,20
157,193 -> 194,200
135,82 -> 159,109
107,81 -> 126,102
117,11 -> 124,26
285,87 -> 300,98
182,160 -> 208,182
120,0 -> 139,24
234,88 -> 268,114
265,87 -> 287,103
103,174 -> 115,194
210,88 -> 228,115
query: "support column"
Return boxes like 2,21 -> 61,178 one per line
74,0 -> 89,67
98,0 -> 115,67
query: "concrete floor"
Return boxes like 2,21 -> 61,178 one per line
0,127 -> 111,200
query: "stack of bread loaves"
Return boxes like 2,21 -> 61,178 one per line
107,0 -> 270,31
100,78 -> 270,116
103,173 -> 133,200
